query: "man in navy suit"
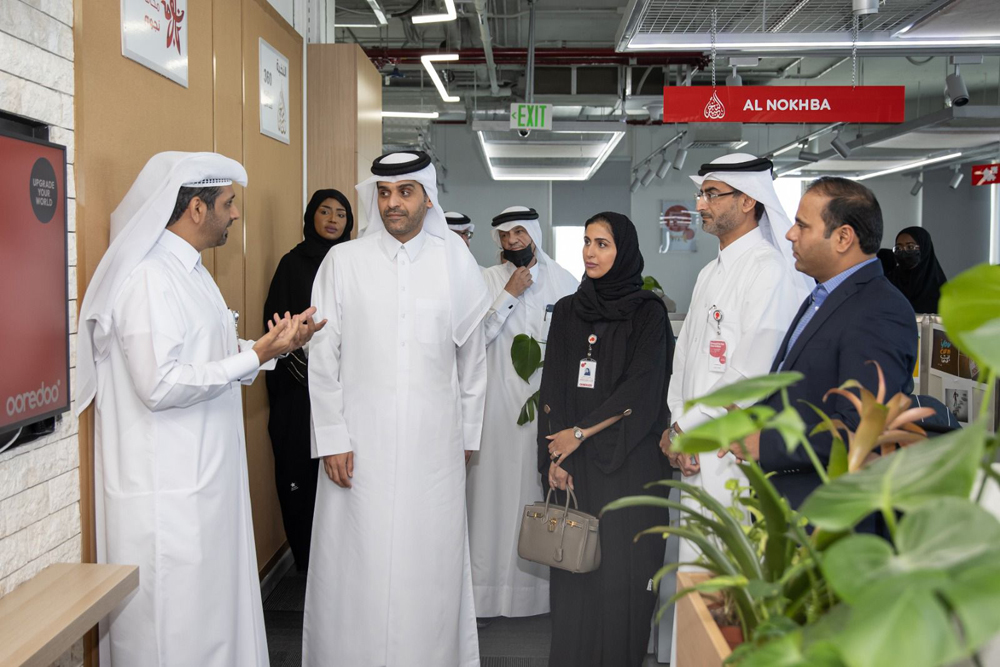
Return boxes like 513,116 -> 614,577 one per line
719,176 -> 917,510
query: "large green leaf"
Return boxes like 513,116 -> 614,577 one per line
517,390 -> 539,425
642,275 -> 663,291
938,263 -> 1000,372
818,500 -> 1000,667
800,423 -> 985,531
767,405 -> 808,453
510,334 -> 542,383
683,372 -> 804,411
740,462 -> 790,582
672,406 -> 775,454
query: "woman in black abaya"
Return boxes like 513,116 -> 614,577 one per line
888,226 -> 947,314
264,189 -> 353,570
538,211 -> 674,667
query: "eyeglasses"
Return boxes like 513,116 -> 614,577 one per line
695,190 -> 739,203
893,243 -> 919,252
457,231 -> 474,240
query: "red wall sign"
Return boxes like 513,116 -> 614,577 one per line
972,164 -> 1000,186
0,132 -> 70,433
663,86 -> 906,124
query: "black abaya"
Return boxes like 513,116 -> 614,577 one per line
887,226 -> 947,314
537,212 -> 674,667
263,189 -> 353,570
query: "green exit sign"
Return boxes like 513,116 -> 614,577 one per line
510,103 -> 552,131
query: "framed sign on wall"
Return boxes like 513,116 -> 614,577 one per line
259,38 -> 290,144
120,0 -> 189,87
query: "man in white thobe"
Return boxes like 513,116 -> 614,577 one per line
466,205 -> 578,620
75,152 -> 322,666
659,153 -> 811,661
304,151 -> 491,667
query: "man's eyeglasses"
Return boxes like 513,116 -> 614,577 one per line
695,190 -> 739,203
458,231 -> 474,240
893,243 -> 919,252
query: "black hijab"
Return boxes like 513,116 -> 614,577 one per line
572,212 -> 662,322
888,226 -> 947,314
290,189 -> 354,265
265,189 -> 353,325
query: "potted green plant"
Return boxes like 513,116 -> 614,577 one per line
603,263 -> 1000,667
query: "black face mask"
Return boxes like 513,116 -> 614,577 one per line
503,244 -> 535,268
895,248 -> 921,270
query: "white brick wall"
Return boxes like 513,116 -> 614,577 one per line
0,1 -> 82,665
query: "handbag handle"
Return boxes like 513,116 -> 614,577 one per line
542,487 -> 579,563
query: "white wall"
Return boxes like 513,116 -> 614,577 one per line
922,166 -> 993,277
865,174 -> 923,251
0,2 -> 82,665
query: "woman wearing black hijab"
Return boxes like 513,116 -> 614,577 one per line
264,189 -> 353,570
888,226 -> 947,314
538,212 -> 674,667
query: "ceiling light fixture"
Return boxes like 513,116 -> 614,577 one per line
830,130 -> 852,158
411,0 -> 457,24
656,155 -> 673,179
421,54 -> 460,103
798,149 -> 823,162
630,174 -> 642,193
382,110 -> 441,119
673,147 -> 689,171
949,166 -> 964,189
334,23 -> 382,28
910,175 -> 923,196
946,65 -> 970,107
641,167 -> 657,187
732,140 -> 749,150
628,38 -> 1000,51
855,152 -> 962,181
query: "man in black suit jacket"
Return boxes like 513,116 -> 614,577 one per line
718,176 -> 917,510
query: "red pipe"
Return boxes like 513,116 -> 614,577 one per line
365,47 -> 706,67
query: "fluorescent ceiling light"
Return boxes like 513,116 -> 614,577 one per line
855,152 -> 962,181
421,54 -> 460,103
733,140 -> 749,150
334,23 -> 382,28
476,131 -> 624,181
628,38 -> 1000,51
382,110 -> 440,119
364,0 -> 388,25
772,143 -> 801,157
412,0 -> 457,24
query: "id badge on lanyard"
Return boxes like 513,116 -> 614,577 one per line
708,305 -> 727,374
578,334 -> 598,388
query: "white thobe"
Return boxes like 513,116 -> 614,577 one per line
666,227 -> 800,662
95,231 -> 269,667
304,228 -> 488,667
466,259 -> 578,617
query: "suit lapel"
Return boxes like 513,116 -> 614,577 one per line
770,296 -> 812,372
780,262 -> 882,371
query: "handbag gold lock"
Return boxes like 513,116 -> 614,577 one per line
548,518 -> 558,532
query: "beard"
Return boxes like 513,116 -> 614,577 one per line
207,208 -> 232,247
381,204 -> 427,239
701,207 -> 741,237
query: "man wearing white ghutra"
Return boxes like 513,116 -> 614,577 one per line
305,151 -> 491,666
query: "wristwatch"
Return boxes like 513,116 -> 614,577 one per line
573,427 -> 585,441
667,424 -> 680,443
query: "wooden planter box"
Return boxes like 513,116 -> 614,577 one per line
674,571 -> 734,667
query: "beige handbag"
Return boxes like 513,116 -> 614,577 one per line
517,487 -> 601,573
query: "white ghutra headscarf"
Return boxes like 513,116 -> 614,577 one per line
690,153 -> 814,299
76,151 -> 248,414
356,152 -> 491,346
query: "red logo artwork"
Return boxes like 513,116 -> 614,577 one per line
972,163 -> 1000,186
162,0 -> 185,54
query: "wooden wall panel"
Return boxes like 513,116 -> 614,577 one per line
242,0 -> 304,570
356,53 -> 384,233
308,44 -> 364,234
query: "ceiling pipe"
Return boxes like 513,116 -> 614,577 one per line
472,0 -> 500,94
365,48 -> 705,67
526,0 -> 536,103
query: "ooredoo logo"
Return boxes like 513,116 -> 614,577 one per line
5,380 -> 62,417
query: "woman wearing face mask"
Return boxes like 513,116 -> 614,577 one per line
537,212 -> 674,667
888,226 -> 947,314
263,189 -> 353,570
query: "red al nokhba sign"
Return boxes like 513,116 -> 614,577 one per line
663,86 -> 905,124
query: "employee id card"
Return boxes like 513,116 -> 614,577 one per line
578,359 -> 597,388
708,339 -> 728,373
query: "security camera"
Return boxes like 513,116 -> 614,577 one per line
517,128 -> 531,138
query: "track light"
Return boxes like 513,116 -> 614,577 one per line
798,149 -> 823,163
673,147 -> 689,171
949,166 -> 964,189
656,155 -> 673,179
910,176 -> 923,196
641,168 -> 656,187
630,174 -> 642,193
830,131 -> 852,159
726,66 -> 742,86
946,65 -> 969,107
